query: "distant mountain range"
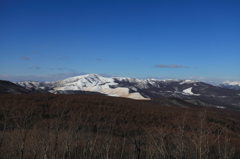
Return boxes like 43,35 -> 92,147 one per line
217,81 -> 240,91
0,80 -> 50,94
1,74 -> 240,109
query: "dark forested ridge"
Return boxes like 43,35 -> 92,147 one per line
0,94 -> 240,159
0,80 -> 30,94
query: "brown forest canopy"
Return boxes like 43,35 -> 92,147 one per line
0,94 -> 240,159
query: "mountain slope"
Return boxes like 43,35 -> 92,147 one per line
0,80 -> 51,94
0,80 -> 30,94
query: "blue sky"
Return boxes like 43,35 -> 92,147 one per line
1,0 -> 240,83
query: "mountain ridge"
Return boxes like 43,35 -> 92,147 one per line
217,81 -> 240,91
12,73 -> 240,109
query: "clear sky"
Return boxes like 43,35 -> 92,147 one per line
1,0 -> 240,83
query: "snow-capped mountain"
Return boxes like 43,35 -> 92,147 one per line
16,74 -> 147,100
15,74 -> 203,100
217,81 -> 240,91
14,74 -> 240,108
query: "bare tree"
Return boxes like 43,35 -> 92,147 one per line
145,127 -> 169,158
13,104 -> 37,159
216,129 -> 235,159
0,102 -> 17,149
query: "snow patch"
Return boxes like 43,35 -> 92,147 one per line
215,106 -> 226,109
182,87 -> 200,96
183,87 -> 193,94
122,93 -> 150,100
130,87 -> 138,91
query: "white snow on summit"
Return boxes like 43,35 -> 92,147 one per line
180,80 -> 197,85
223,81 -> 240,86
53,74 -> 148,100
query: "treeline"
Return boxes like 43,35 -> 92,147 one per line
0,94 -> 240,159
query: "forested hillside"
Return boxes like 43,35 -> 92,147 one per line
0,94 -> 240,159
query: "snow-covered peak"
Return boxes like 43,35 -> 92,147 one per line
161,79 -> 181,83
60,73 -> 100,83
15,81 -> 43,88
114,77 -> 134,81
179,80 -> 198,85
222,81 -> 240,86
54,74 -> 117,91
